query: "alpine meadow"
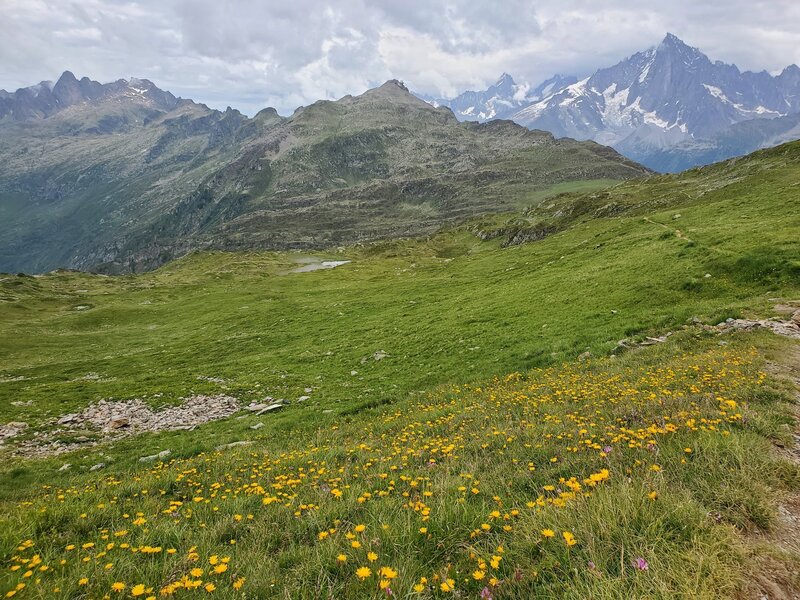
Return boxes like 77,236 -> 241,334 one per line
1,4 -> 800,600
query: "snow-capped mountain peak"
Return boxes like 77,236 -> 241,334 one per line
507,34 -> 800,170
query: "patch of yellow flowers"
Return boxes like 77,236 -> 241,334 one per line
2,349 -> 759,597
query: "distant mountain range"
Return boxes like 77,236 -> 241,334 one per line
420,34 -> 800,172
419,73 -> 577,122
0,70 -> 181,122
0,74 -> 646,274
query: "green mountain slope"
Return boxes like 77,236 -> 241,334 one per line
0,78 -> 647,274
1,140 -> 797,426
0,141 -> 798,600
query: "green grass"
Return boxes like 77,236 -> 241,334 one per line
0,333 -> 797,598
519,178 -> 622,204
0,141 -> 799,598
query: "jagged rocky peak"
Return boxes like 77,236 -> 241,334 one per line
779,64 -> 800,85
254,106 -> 280,120
0,71 -> 180,121
658,32 -> 692,51
493,73 -> 516,92
52,70 -> 104,105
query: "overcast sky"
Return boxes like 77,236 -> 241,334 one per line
2,0 -> 799,115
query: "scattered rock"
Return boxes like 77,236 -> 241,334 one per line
351,370 -> 358,376
304,387 -> 313,393
0,421 -> 28,442
89,463 -> 105,471
373,350 -> 389,361
256,403 -> 285,415
613,339 -> 631,354
297,395 -> 310,402
74,373 -> 103,382
245,398 -> 281,412
12,395 -> 241,458
215,441 -> 252,451
109,417 -> 130,430
250,422 -> 264,430
578,351 -> 592,361
640,333 -> 671,346
139,449 -> 172,463
58,463 -> 71,472
715,317 -> 800,339
792,309 -> 800,327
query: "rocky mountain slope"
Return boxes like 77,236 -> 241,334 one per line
0,75 -> 647,274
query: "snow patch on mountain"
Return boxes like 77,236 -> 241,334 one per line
416,73 -> 577,123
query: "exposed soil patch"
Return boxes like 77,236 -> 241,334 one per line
746,345 -> 800,600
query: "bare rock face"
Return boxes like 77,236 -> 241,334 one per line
791,309 -> 800,327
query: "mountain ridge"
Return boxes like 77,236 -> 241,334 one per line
0,73 -> 647,274
0,70 -> 186,122
418,73 -> 577,122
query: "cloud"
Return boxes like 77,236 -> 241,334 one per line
0,0 -> 798,115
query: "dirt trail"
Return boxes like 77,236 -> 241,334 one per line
748,345 -> 800,600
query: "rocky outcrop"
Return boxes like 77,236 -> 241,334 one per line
8,395 -> 241,458
715,317 -> 800,339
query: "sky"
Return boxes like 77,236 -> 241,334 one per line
1,0 -> 799,116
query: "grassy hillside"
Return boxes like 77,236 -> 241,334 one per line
0,141 -> 799,598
